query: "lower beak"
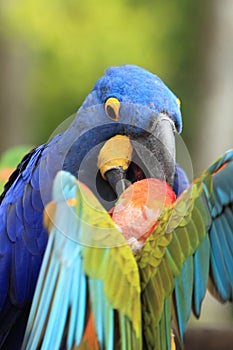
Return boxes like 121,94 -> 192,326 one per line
105,167 -> 131,197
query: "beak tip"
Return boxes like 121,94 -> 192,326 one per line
105,168 -> 131,197
115,179 -> 131,197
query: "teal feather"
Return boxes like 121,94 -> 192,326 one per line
210,222 -> 231,301
173,256 -> 193,340
211,152 -> 233,217
22,172 -> 88,350
41,265 -> 73,349
193,235 -> 210,317
74,270 -> 87,344
167,150 -> 233,346
66,256 -> 84,347
223,208 -> 233,255
103,296 -> 114,350
21,229 -> 56,348
212,215 -> 233,290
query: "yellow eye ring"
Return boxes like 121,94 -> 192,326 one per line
176,98 -> 181,108
105,97 -> 120,121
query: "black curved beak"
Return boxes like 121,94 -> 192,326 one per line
132,113 -> 176,186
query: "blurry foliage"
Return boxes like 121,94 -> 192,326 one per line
0,145 -> 32,192
1,0 -> 209,148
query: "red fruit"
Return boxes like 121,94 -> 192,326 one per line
111,178 -> 176,249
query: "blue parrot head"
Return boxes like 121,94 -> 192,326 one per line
91,65 -> 182,132
62,65 -> 182,209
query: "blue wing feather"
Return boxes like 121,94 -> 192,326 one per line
22,172 -> 89,350
11,240 -> 31,305
223,207 -> 233,255
214,215 -> 233,285
210,222 -> 231,300
172,150 -> 233,341
0,138 -> 64,347
174,256 -> 193,340
69,258 -> 86,346
193,235 -> 210,317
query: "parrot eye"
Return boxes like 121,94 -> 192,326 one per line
105,97 -> 120,121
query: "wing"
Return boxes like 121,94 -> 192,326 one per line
137,149 -> 233,349
0,137 -> 62,348
22,171 -> 142,350
0,145 -> 47,348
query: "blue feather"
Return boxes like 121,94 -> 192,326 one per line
193,236 -> 210,317
103,298 -> 114,350
74,266 -> 87,345
174,256 -> 193,340
0,253 -> 11,310
223,207 -> 233,256
213,214 -> 233,291
11,240 -> 31,305
173,163 -> 190,197
7,203 -> 22,241
22,172 -> 89,350
210,222 -> 231,301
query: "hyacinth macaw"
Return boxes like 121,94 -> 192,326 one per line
0,64 -> 232,349
22,144 -> 233,350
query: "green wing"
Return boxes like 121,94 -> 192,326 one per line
22,171 -> 141,350
138,149 -> 233,349
22,150 -> 233,350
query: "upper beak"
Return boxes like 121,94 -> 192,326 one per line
132,113 -> 176,186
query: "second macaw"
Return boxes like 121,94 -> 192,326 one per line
22,144 -> 233,349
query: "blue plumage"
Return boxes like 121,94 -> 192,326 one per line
91,65 -> 182,133
173,163 -> 190,197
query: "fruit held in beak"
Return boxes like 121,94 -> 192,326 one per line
111,178 -> 176,252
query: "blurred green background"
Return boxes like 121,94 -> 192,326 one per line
1,0 -> 232,173
0,0 -> 233,337
0,1 -> 209,166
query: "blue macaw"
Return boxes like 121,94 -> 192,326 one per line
0,65 -> 232,349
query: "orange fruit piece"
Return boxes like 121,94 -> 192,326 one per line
111,178 -> 176,247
